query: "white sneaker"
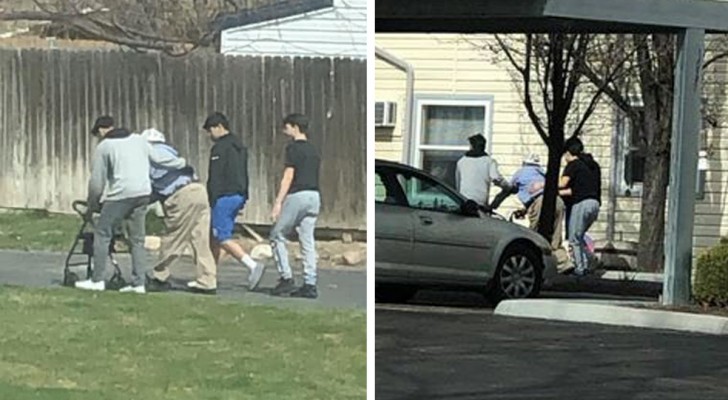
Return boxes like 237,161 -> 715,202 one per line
74,279 -> 105,291
187,281 -> 217,293
248,262 -> 267,291
119,285 -> 146,294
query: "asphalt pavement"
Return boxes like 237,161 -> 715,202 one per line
0,250 -> 366,310
376,290 -> 728,400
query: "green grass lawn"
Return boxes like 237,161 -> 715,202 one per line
0,209 -> 166,252
0,286 -> 366,400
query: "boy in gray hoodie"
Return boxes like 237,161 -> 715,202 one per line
75,116 -> 152,293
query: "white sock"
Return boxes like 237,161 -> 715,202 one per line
241,255 -> 257,270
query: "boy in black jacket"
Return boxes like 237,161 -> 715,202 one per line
559,137 -> 601,276
200,112 -> 265,292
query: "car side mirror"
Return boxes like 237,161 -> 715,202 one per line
461,200 -> 480,217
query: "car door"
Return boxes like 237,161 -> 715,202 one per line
396,170 -> 497,284
374,166 -> 415,282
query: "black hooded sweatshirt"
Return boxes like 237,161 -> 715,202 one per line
563,153 -> 601,205
207,133 -> 248,205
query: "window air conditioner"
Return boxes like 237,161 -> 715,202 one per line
374,101 -> 397,127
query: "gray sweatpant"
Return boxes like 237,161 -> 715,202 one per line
269,191 -> 321,286
92,196 -> 149,286
568,198 -> 600,273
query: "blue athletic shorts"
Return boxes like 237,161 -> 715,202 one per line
211,194 -> 246,242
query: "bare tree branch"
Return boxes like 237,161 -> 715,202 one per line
1,0 -> 255,55
540,38 -> 553,118
494,34 -> 526,75
0,9 -> 55,21
563,35 -> 588,113
570,90 -> 601,139
703,51 -> 728,69
580,38 -> 641,120
521,34 -> 549,144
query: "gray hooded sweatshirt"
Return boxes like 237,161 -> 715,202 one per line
87,128 -> 152,207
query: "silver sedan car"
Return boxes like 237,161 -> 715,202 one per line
375,159 -> 557,303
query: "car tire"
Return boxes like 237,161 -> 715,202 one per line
488,243 -> 542,303
375,284 -> 417,303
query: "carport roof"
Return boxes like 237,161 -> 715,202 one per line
376,0 -> 728,34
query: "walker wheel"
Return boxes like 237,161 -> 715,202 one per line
107,273 -> 127,291
63,271 -> 79,287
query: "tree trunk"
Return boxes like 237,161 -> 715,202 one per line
538,134 -> 565,241
635,33 -> 674,272
637,141 -> 670,272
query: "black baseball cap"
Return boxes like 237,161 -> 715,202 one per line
202,112 -> 229,131
91,115 -> 114,135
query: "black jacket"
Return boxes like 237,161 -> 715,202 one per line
207,133 -> 248,205
581,153 -> 602,204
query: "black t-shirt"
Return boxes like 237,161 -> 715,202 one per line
563,156 -> 601,205
285,140 -> 320,193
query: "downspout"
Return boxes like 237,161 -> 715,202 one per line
375,46 -> 415,164
607,109 -> 621,244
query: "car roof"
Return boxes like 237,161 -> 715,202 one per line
375,159 -> 422,173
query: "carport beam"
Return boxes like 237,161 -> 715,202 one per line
663,28 -> 705,306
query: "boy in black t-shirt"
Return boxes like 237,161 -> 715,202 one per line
269,113 -> 321,299
559,137 -> 601,276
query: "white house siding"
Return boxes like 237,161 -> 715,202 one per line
220,0 -> 366,59
375,33 -> 728,262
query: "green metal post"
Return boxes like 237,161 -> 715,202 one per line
663,28 -> 705,306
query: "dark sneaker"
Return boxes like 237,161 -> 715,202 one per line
146,277 -> 171,292
291,284 -> 318,299
271,278 -> 296,296
188,287 -> 217,295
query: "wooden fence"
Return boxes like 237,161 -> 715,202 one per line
0,48 -> 366,230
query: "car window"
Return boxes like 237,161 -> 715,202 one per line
375,169 -> 408,206
396,172 -> 462,213
375,173 -> 386,202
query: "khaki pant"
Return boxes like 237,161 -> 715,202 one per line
152,183 -> 217,289
527,195 -> 568,264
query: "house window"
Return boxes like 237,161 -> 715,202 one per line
412,97 -> 493,189
617,108 -> 646,197
616,106 -> 709,198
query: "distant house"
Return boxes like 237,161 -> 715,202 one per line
375,33 -> 728,262
217,0 -> 366,59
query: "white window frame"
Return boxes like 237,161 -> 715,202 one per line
410,95 -> 495,169
615,110 -> 644,197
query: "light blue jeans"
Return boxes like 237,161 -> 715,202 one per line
568,199 -> 600,273
270,191 -> 321,286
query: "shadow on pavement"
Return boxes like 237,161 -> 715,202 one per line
377,275 -> 661,310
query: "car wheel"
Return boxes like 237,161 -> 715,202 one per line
375,284 -> 417,303
489,244 -> 542,302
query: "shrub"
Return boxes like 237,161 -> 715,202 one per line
694,241 -> 728,307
